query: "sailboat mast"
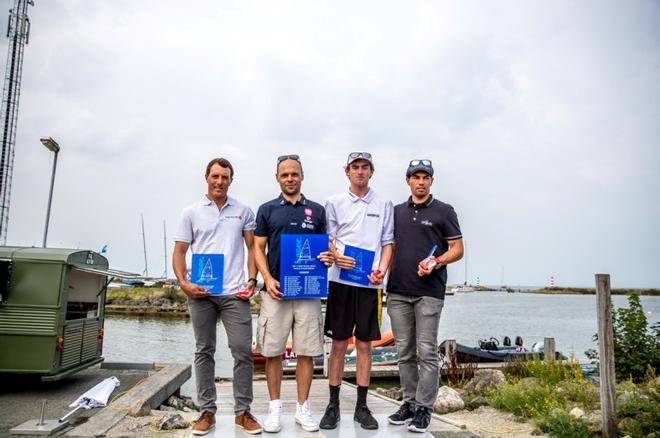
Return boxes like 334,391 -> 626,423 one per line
463,239 -> 468,286
162,219 -> 167,279
141,213 -> 148,277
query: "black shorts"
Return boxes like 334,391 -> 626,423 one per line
324,281 -> 381,341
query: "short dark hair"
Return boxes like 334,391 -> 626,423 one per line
205,158 -> 234,179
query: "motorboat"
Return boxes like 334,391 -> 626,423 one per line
439,336 -> 566,363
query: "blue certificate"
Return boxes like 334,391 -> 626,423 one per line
280,234 -> 328,299
191,254 -> 224,295
339,245 -> 375,286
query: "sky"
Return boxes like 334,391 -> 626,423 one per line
1,0 -> 659,288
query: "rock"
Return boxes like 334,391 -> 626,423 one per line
433,386 -> 465,414
464,369 -> 505,395
155,413 -> 190,431
376,387 -> 403,401
465,395 -> 488,410
127,399 -> 151,417
159,405 -> 176,412
569,407 -> 585,419
582,410 -> 602,432
167,395 -> 183,409
617,390 -> 635,405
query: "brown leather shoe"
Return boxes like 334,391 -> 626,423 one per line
235,410 -> 263,434
192,410 -> 216,436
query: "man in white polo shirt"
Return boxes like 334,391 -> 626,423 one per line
173,158 -> 262,436
320,152 -> 394,431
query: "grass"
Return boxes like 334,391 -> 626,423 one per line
106,286 -> 187,304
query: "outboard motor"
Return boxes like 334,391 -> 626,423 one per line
503,336 -> 511,346
515,336 -> 523,347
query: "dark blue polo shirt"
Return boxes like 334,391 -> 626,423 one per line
387,195 -> 462,299
255,194 -> 327,281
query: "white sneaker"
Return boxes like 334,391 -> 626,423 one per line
264,400 -> 282,433
295,400 -> 320,432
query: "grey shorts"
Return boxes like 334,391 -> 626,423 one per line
256,292 -> 324,357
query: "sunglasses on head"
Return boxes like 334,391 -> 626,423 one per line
277,154 -> 300,163
348,152 -> 372,161
409,159 -> 432,167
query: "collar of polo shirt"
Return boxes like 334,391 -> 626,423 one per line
347,188 -> 375,203
201,195 -> 234,207
278,193 -> 307,206
407,194 -> 434,208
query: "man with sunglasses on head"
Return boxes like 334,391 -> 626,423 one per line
320,151 -> 395,431
173,158 -> 262,435
386,159 -> 463,433
254,154 -> 334,433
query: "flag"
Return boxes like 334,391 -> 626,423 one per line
100,244 -> 108,254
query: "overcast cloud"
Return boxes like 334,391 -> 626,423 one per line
3,0 -> 659,287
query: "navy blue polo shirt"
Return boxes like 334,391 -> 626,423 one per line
387,195 -> 462,299
255,194 -> 327,281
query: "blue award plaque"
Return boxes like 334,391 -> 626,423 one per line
280,234 -> 328,299
191,254 -> 224,295
339,245 -> 375,286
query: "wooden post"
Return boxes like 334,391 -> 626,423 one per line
596,274 -> 617,438
444,339 -> 457,365
544,337 -> 555,362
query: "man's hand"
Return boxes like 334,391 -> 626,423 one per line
265,277 -> 283,300
180,282 -> 210,299
334,254 -> 356,270
235,280 -> 257,300
317,251 -> 334,267
417,261 -> 433,277
368,269 -> 384,285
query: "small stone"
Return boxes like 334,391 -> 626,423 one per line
159,405 -> 176,412
127,398 -> 151,417
433,386 -> 465,414
155,413 -> 189,430
569,407 -> 584,419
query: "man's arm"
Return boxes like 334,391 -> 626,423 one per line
368,243 -> 393,285
236,230 -> 258,300
172,241 -> 210,298
254,235 -> 282,300
328,239 -> 355,269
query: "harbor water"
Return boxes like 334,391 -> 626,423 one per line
103,292 -> 660,396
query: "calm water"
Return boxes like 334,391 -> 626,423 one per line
103,292 -> 660,396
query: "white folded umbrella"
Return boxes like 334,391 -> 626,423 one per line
59,376 -> 120,422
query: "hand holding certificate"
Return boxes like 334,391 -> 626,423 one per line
280,234 -> 329,299
339,245 -> 376,286
191,254 -> 224,295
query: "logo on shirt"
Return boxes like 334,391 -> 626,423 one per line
301,222 -> 315,230
421,220 -> 433,227
367,213 -> 380,218
224,215 -> 243,220
304,208 -> 313,217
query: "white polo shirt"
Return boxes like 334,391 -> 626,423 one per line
325,188 -> 394,289
174,195 -> 256,295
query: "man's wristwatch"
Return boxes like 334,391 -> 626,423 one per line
247,278 -> 258,285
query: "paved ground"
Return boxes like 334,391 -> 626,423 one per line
0,366 -> 150,437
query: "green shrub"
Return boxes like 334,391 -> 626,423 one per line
487,381 -> 560,418
616,375 -> 660,438
553,381 -> 600,411
535,409 -> 591,438
503,357 -> 583,386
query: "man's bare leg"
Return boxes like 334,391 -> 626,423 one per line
265,356 -> 283,400
296,355 -> 313,404
355,339 -> 372,387
328,339 -> 349,386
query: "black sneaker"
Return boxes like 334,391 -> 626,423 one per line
408,406 -> 431,433
388,401 -> 416,425
354,404 -> 378,430
319,403 -> 340,430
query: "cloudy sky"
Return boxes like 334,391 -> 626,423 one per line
2,0 -> 659,288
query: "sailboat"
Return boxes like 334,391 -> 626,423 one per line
448,240 -> 475,293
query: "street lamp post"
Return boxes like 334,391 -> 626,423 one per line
40,137 -> 60,248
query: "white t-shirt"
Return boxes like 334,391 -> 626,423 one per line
325,188 -> 394,289
173,196 -> 256,295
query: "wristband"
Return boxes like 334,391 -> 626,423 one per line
248,278 -> 258,284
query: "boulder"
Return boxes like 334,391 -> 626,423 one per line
582,410 -> 602,433
376,387 -> 403,401
433,386 -> 465,414
155,413 -> 189,431
127,398 -> 151,417
464,369 -> 505,394
465,395 -> 488,410
569,407 -> 585,419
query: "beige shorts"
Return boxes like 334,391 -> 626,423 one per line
256,292 -> 324,358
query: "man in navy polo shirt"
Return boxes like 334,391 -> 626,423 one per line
254,155 -> 333,433
386,159 -> 464,433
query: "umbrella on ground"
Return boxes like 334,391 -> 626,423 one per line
59,376 -> 120,422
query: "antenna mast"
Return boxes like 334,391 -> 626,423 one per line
161,219 -> 167,279
141,213 -> 148,277
0,0 -> 34,244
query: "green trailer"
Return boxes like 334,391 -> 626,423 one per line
0,247 -> 134,381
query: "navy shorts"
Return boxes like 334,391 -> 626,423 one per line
324,281 -> 381,341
